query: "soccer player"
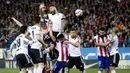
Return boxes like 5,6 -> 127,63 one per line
28,16 -> 48,73
96,27 -> 120,73
48,6 -> 67,37
90,27 -> 110,73
49,33 -> 69,73
9,26 -> 33,73
63,28 -> 86,73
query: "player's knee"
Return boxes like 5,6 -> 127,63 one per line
21,68 -> 26,73
110,66 -> 115,70
65,67 -> 69,70
99,68 -> 103,71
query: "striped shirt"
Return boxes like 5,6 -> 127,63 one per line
56,41 -> 69,62
94,35 -> 110,57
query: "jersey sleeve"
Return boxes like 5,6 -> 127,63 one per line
24,37 -> 30,43
59,13 -> 65,19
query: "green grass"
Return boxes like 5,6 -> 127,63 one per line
0,68 -> 130,73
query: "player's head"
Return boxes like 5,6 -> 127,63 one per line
39,3 -> 48,18
57,34 -> 65,42
39,3 -> 46,12
20,26 -> 28,34
112,27 -> 118,34
69,28 -> 77,38
99,27 -> 105,36
33,15 -> 41,25
49,6 -> 57,15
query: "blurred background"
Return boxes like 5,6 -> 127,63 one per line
0,0 -> 130,71
0,0 -> 130,48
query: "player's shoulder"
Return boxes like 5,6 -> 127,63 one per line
58,13 -> 65,18
94,35 -> 98,39
16,34 -> 24,39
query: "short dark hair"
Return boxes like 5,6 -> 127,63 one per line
57,34 -> 64,40
20,26 -> 27,33
69,27 -> 77,32
99,27 -> 106,31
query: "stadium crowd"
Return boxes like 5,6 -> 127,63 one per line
0,0 -> 130,48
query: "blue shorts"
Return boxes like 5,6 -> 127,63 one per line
52,61 -> 66,73
98,56 -> 110,69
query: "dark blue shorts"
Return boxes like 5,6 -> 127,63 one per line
98,56 -> 110,69
52,61 -> 66,73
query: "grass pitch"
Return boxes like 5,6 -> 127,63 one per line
0,68 -> 130,73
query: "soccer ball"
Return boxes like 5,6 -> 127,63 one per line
75,9 -> 83,17
117,0 -> 121,2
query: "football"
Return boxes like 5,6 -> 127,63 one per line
75,9 -> 83,17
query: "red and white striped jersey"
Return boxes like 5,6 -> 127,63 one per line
93,35 -> 110,57
56,41 -> 69,62
41,18 -> 52,32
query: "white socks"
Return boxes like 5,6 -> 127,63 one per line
34,67 -> 37,73
111,70 -> 116,73
64,70 -> 69,73
43,48 -> 50,54
98,71 -> 102,73
28,69 -> 33,73
19,71 -> 22,73
37,65 -> 44,73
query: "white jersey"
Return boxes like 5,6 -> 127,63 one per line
48,13 -> 65,32
28,25 -> 43,49
13,34 -> 30,55
109,34 -> 119,55
56,41 -> 69,62
68,36 -> 82,57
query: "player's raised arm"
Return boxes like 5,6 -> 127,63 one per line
49,24 -> 56,41
36,30 -> 48,48
9,40 -> 16,52
11,17 -> 23,27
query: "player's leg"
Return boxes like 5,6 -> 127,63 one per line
98,56 -> 105,73
65,57 -> 75,73
110,53 -> 120,73
36,49 -> 45,73
105,57 -> 110,73
75,56 -> 86,73
26,54 -> 34,73
16,54 -> 31,73
29,49 -> 39,73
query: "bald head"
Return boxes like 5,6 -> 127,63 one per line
49,6 -> 58,15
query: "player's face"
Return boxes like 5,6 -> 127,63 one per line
99,30 -> 105,36
49,7 -> 55,15
70,30 -> 77,38
40,4 -> 46,12
39,4 -> 47,18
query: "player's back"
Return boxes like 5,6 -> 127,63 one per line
56,40 -> 69,62
28,25 -> 43,49
14,34 -> 29,55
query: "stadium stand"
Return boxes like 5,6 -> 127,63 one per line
0,0 -> 130,48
